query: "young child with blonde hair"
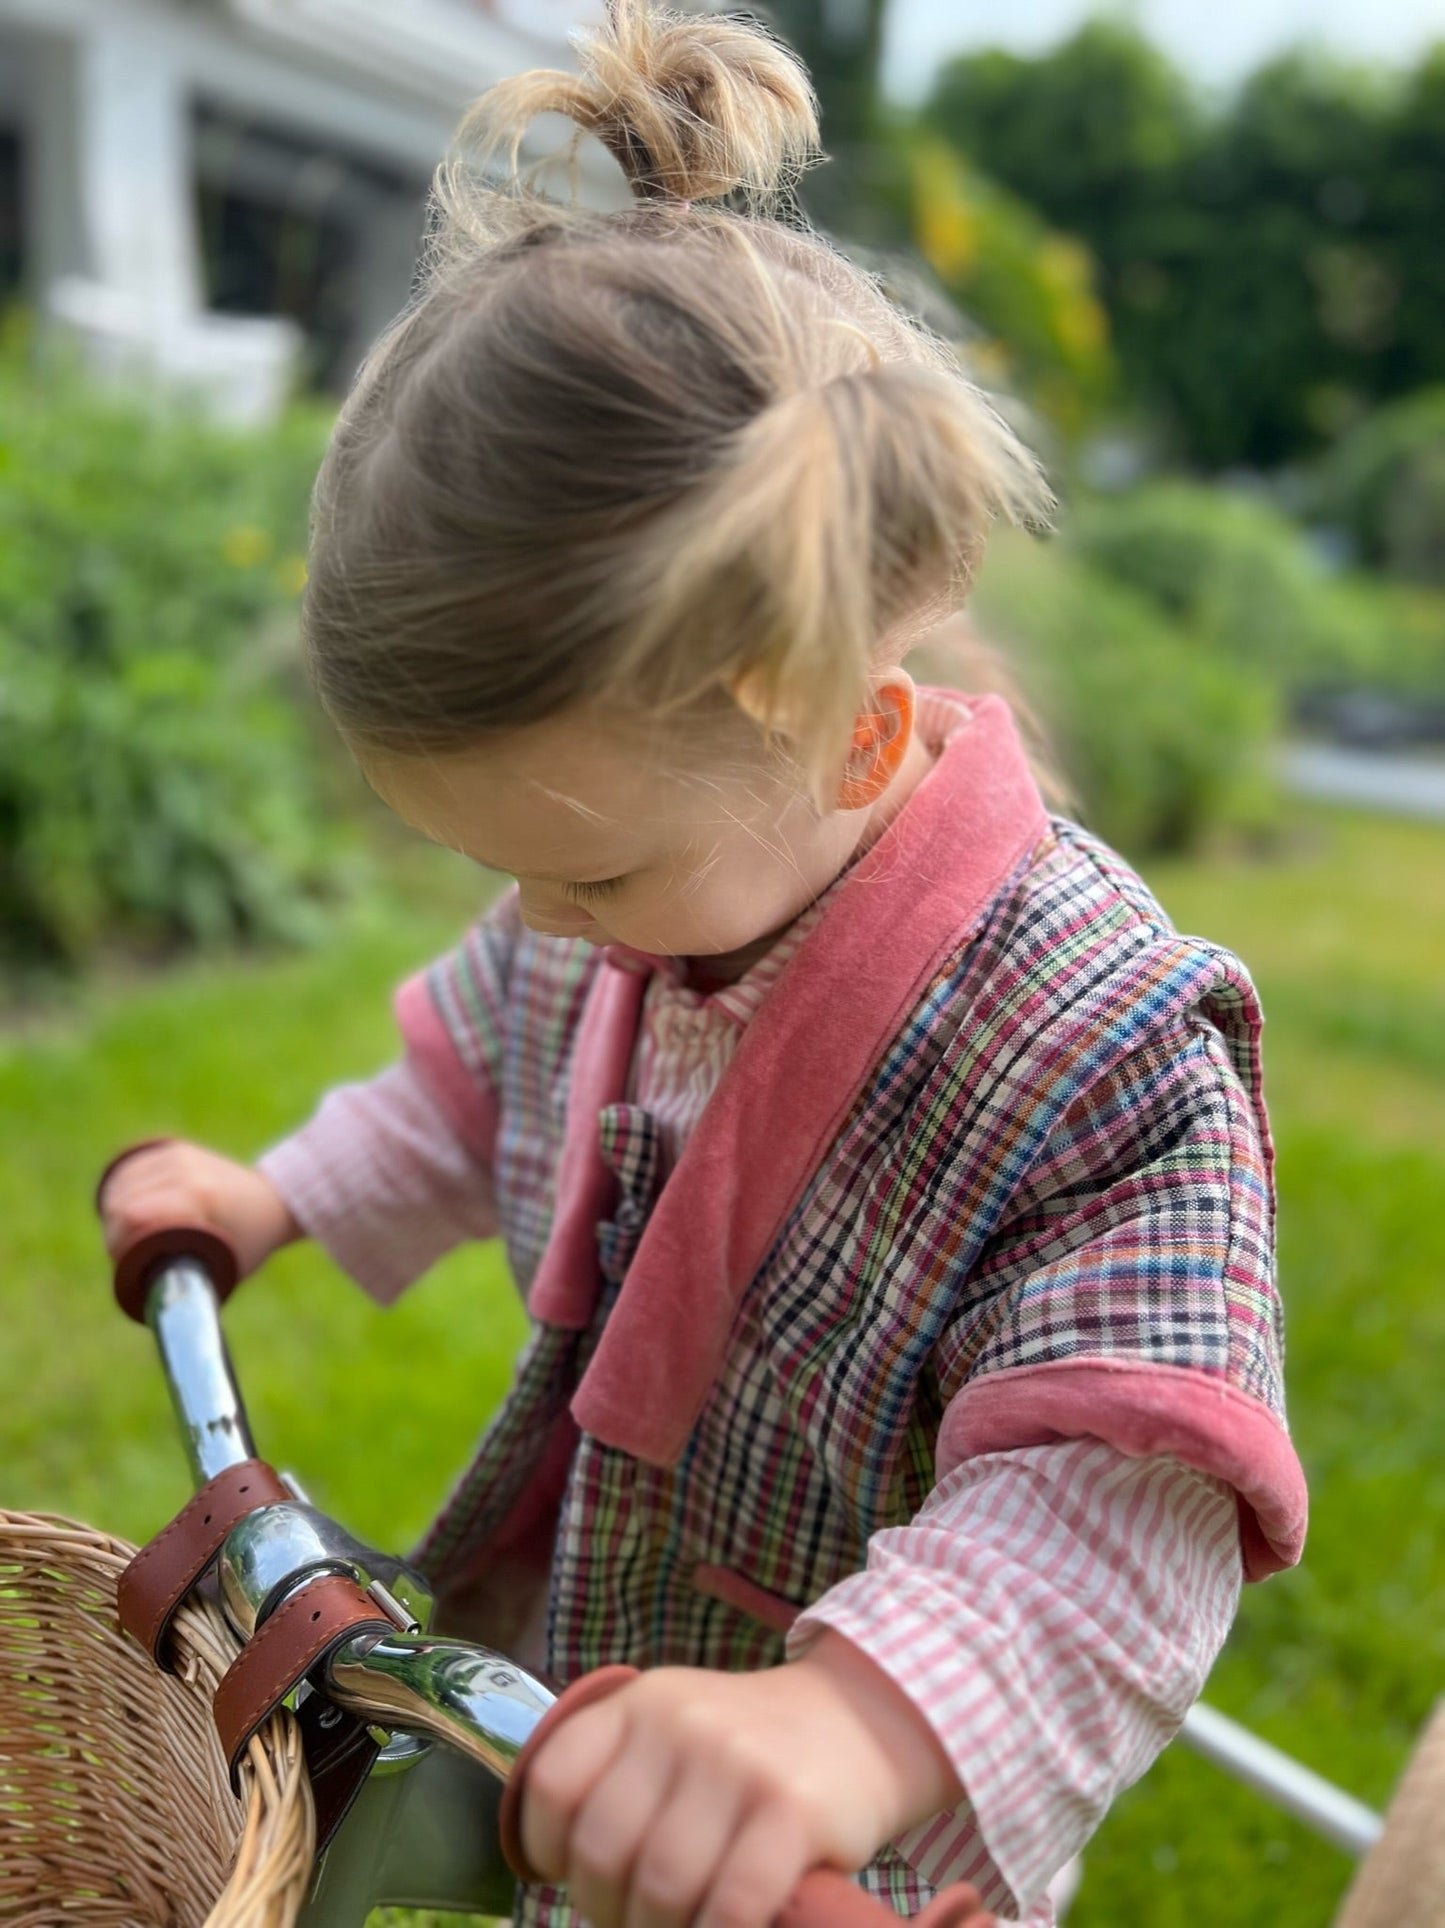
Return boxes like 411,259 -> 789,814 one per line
99,6 -> 1307,1923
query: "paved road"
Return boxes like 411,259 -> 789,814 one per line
1280,742 -> 1445,822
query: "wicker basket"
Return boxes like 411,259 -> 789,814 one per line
0,1510 -> 315,1928
1332,1699 -> 1445,1928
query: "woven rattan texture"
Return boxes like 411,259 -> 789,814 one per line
1333,1699 -> 1445,1928
0,1511 -> 315,1927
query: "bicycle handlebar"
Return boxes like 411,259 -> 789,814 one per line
141,1257 -> 259,1484
98,1152 -> 996,1927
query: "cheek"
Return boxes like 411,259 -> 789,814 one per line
690,870 -> 788,944
617,856 -> 810,954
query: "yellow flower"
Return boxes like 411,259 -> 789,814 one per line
275,554 -> 308,596
222,525 -> 272,568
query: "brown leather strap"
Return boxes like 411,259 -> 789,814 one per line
119,1455 -> 394,1852
117,1459 -> 292,1669
295,1684 -> 385,1854
213,1572 -> 394,1794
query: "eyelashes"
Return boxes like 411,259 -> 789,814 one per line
563,876 -> 626,904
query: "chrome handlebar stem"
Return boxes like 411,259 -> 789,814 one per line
140,1258 -> 557,1767
214,1501 -> 434,1638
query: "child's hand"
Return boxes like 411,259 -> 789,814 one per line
520,1627 -> 963,1928
97,1139 -> 302,1283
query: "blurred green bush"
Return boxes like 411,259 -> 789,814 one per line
1312,386 -> 1445,587
969,484 -> 1445,855
0,340 -> 364,980
1070,481 -> 1445,698
972,533 -> 1282,856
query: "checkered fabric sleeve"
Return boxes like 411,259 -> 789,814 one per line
255,888 -> 519,1305
939,1010 -> 1282,1414
926,989 -> 1303,1583
785,988 -> 1288,1918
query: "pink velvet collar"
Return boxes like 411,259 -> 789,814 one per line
528,691 -> 1049,1466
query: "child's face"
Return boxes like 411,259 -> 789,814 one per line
356,706 -> 872,959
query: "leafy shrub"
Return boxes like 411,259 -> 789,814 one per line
1312,387 -> 1445,586
1070,481 -> 1445,699
907,134 -> 1116,440
0,340 -> 363,978
972,532 -> 1281,856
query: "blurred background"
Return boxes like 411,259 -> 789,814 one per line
1,3 -> 1442,1924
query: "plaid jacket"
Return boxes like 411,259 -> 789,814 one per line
391,693 -> 1306,1924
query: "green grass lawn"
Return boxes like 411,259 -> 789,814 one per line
2,806 -> 1441,1926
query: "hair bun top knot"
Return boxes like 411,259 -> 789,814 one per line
583,0 -> 820,202
454,1 -> 821,213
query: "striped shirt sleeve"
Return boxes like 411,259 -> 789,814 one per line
254,889 -> 518,1305
785,1441 -> 1242,1922
256,1052 -> 498,1306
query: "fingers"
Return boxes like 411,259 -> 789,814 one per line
693,1798 -> 814,1928
530,1731 -> 816,1928
625,1758 -> 748,1928
521,1697 -> 631,1894
97,1140 -> 297,1279
98,1144 -> 197,1257
565,1738 -> 690,1928
519,1670 -> 846,1928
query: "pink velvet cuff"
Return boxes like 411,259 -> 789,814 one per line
937,1358 -> 1307,1581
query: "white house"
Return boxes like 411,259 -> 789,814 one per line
0,0 -> 610,420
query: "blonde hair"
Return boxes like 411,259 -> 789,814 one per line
303,0 -> 1055,805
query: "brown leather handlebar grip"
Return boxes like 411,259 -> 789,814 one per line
96,1137 -> 242,1322
496,1664 -> 995,1925
110,1224 -> 242,1323
498,1664 -> 641,1883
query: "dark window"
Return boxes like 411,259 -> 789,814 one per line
193,101 -> 426,390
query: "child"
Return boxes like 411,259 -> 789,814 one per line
98,5 -> 1307,1923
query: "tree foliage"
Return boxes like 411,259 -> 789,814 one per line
908,135 -> 1115,437
925,26 -> 1445,469
1312,386 -> 1445,584
746,0 -> 899,238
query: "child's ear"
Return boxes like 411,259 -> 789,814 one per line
835,672 -> 916,810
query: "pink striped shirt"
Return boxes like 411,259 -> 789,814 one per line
258,689 -> 1244,1922
608,889 -> 827,1181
